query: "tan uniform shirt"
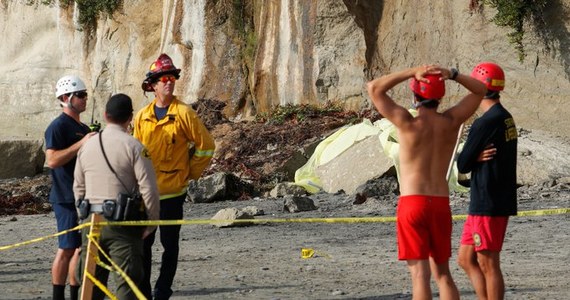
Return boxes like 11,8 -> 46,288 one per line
73,124 -> 160,225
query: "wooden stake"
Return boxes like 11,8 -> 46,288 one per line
80,213 -> 103,300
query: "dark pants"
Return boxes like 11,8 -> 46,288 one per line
142,195 -> 184,300
77,219 -> 144,300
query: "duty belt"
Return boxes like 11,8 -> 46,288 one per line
77,199 -> 116,220
89,203 -> 105,214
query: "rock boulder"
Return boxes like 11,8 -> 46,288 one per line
0,138 -> 44,179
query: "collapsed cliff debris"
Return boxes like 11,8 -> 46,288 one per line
3,99 -> 569,216
0,99 -> 380,215
201,99 -> 381,192
0,176 -> 51,215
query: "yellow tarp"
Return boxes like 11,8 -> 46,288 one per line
294,110 -> 468,194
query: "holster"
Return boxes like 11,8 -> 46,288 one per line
102,199 -> 118,220
127,193 -> 148,221
76,198 -> 90,220
101,193 -> 147,221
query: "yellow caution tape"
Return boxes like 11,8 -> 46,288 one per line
516,208 -> 570,217
0,223 -> 89,251
85,233 -> 146,300
85,271 -> 118,300
0,208 -> 568,251
99,216 -> 399,227
451,208 -> 570,221
103,207 -> 570,226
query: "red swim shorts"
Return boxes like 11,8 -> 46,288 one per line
460,215 -> 509,252
397,195 -> 452,263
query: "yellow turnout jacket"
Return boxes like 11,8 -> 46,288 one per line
133,97 -> 215,199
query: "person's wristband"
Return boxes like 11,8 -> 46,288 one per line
450,68 -> 459,80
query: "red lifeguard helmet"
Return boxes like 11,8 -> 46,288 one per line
471,62 -> 505,91
409,74 -> 445,100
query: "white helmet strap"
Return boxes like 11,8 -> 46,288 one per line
61,93 -> 79,113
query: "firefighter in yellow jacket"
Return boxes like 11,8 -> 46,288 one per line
133,53 -> 215,300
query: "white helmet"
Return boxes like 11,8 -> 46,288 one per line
55,75 -> 87,98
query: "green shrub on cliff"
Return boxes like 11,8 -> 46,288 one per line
472,0 -> 547,62
31,0 -> 122,31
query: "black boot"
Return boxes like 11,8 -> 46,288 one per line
53,284 -> 65,300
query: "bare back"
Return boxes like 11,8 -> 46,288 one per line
397,110 -> 460,196
367,65 -> 486,196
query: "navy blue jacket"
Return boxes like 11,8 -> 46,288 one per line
45,113 -> 90,204
457,103 -> 518,216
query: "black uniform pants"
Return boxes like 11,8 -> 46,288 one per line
142,195 -> 184,300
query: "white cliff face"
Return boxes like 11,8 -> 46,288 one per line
315,0 -> 367,110
0,2 -> 82,138
253,1 -> 319,111
276,0 -> 313,106
179,0 -> 206,102
0,1 -> 162,138
0,0 -> 569,139
253,1 -> 364,111
277,0 -> 298,106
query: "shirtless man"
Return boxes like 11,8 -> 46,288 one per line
367,65 -> 486,300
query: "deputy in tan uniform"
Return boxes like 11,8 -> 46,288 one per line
73,93 -> 160,300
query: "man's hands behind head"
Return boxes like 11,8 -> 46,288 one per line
416,65 -> 461,83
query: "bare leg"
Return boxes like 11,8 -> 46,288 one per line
407,259 -> 432,300
458,244 -> 487,299
52,248 -> 77,285
477,250 -> 504,300
68,248 -> 81,286
429,257 -> 459,300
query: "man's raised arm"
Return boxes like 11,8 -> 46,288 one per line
441,69 -> 487,126
367,65 -> 439,127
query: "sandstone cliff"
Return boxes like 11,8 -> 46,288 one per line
0,0 -> 568,139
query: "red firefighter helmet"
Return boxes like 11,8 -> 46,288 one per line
471,62 -> 505,91
409,74 -> 445,100
141,53 -> 181,92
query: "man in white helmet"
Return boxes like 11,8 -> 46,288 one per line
45,75 -> 96,300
